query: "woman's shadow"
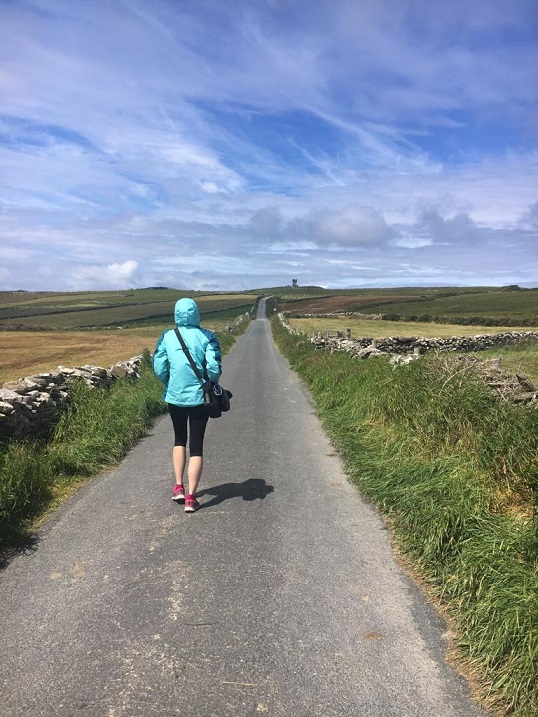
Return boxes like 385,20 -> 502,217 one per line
196,478 -> 274,510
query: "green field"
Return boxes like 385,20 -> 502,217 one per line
287,315 -> 538,337
0,289 -> 258,329
255,284 -> 495,299
2,286 -> 537,382
3,285 -> 536,330
361,289 -> 538,322
278,286 -> 538,325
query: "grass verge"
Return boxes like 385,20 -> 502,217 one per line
0,352 -> 165,550
272,318 -> 537,717
0,323 -> 246,552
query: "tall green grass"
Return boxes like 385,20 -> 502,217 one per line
0,353 -> 165,546
272,319 -> 538,717
0,324 -> 246,549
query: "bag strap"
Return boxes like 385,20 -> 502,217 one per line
174,328 -> 206,385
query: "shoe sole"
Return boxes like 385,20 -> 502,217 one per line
184,504 -> 199,513
172,496 -> 185,503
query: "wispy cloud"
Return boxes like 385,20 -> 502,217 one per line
0,0 -> 537,291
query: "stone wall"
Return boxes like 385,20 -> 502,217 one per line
0,356 -> 143,442
309,331 -> 538,356
277,312 -> 538,354
276,313 -> 538,406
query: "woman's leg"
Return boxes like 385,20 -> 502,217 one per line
186,406 -> 209,497
187,455 -> 203,496
168,404 -> 188,486
172,446 -> 186,486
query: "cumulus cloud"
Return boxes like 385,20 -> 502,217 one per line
67,260 -> 139,290
290,206 -> 393,247
413,209 -> 484,247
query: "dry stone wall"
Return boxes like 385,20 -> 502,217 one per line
277,314 -> 538,407
0,356 -> 143,442
309,331 -> 538,355
277,313 -> 538,354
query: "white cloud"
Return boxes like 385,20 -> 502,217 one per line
108,260 -> 138,279
0,0 -> 537,291
414,209 -> 484,247
67,260 -> 139,290
290,206 -> 393,247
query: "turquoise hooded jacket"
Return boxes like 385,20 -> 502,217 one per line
153,298 -> 222,406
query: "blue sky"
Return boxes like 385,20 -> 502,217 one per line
1,0 -> 537,291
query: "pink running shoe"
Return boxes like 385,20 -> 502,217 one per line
184,494 -> 200,513
172,484 -> 185,502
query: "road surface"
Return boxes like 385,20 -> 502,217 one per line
0,299 -> 486,716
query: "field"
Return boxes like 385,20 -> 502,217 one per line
287,315 -> 537,338
0,312 -> 252,385
3,285 -> 536,328
279,286 -> 538,325
0,289 -> 256,383
0,289 -> 257,329
0,328 -> 162,384
2,285 -> 537,384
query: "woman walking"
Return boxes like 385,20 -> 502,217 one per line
153,298 -> 222,512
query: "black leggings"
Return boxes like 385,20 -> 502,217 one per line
168,404 -> 209,456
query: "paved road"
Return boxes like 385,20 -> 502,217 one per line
0,300 -> 486,717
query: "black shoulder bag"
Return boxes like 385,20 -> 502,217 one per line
174,328 -> 232,418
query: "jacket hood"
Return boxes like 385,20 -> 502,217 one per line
174,298 -> 201,327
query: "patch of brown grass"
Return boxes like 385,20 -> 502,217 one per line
0,328 -> 161,384
0,318 -> 237,385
